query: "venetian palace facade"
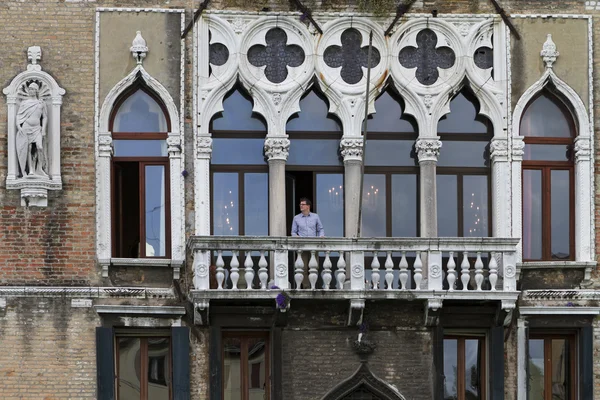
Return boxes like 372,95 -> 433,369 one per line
1,0 -> 600,399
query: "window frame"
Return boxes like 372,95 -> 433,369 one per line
527,332 -> 578,400
221,331 -> 271,400
109,84 -> 172,259
443,333 -> 487,400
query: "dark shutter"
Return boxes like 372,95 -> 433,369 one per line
172,326 -> 191,400
209,326 -> 222,400
580,326 -> 593,400
489,326 -> 504,400
96,327 -> 115,400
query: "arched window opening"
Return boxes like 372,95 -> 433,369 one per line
210,85 -> 268,237
521,89 -> 575,261
110,83 -> 171,258
437,90 -> 492,238
286,87 -> 344,237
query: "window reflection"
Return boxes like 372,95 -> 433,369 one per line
438,92 -> 489,134
364,140 -> 416,166
392,175 -> 417,237
523,170 -> 542,260
316,174 -> 344,237
521,93 -> 573,137
212,138 -> 267,165
244,173 -> 269,236
145,165 -> 166,257
212,88 -> 267,132
361,175 -> 386,237
113,140 -> 167,157
213,173 -> 239,235
443,339 -> 458,400
223,337 -> 242,400
551,170 -> 570,260
114,90 -> 168,132
118,338 -> 141,399
286,90 -> 341,132
463,176 -> 488,237
287,139 -> 341,166
437,175 -> 458,237
367,90 -> 416,133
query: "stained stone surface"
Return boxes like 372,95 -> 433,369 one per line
323,28 -> 381,85
398,28 -> 455,86
248,27 -> 305,83
474,46 -> 493,70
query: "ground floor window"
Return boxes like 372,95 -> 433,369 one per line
443,335 -> 486,400
222,332 -> 270,400
528,333 -> 576,400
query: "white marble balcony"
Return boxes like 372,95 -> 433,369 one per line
188,236 -> 519,305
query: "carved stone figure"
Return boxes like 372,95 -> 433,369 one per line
16,82 -> 48,177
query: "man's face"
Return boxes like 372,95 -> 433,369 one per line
299,201 -> 310,212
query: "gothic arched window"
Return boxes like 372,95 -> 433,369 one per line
110,84 -> 171,258
521,90 -> 575,261
437,90 -> 492,237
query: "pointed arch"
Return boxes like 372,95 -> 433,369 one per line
321,363 -> 406,400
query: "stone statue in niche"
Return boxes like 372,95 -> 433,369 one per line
16,81 -> 48,177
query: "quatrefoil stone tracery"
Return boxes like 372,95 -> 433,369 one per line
209,31 -> 229,67
323,28 -> 381,85
247,27 -> 305,84
398,29 -> 455,86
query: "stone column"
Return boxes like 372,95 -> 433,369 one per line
340,138 -> 364,238
97,132 -> 113,277
264,137 -> 290,237
510,137 -> 524,260
490,138 -> 510,238
574,136 -> 592,261
195,136 -> 213,236
516,318 -> 528,400
415,138 -> 441,237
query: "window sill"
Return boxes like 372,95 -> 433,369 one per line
517,261 -> 596,287
99,258 -> 184,279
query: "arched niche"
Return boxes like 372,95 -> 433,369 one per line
321,363 -> 406,400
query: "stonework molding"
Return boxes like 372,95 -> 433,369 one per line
3,46 -> 65,207
340,138 -> 364,162
264,137 -> 290,161
489,138 -> 508,162
0,286 -> 175,298
320,362 -> 406,400
415,138 -> 442,163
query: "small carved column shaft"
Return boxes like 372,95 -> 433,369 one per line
264,138 -> 290,237
340,138 -> 363,237
490,138 -> 510,238
574,136 -> 592,261
195,136 -> 213,235
510,137 -> 524,259
415,138 -> 441,237
97,133 -> 114,262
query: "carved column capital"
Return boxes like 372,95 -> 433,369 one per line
340,138 -> 363,162
98,133 -> 113,158
167,136 -> 182,157
196,136 -> 213,159
511,137 -> 525,161
264,137 -> 290,162
574,136 -> 591,162
415,138 -> 442,163
490,138 -> 509,162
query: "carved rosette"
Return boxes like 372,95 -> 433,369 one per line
98,134 -> 113,157
540,34 -> 559,69
490,138 -> 508,162
574,137 -> 591,162
196,136 -> 213,159
340,138 -> 363,162
264,137 -> 290,162
415,138 -> 442,163
511,138 -> 525,161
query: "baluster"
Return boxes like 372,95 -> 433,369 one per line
295,251 -> 305,289
308,250 -> 318,290
461,252 -> 470,291
230,251 -> 240,290
336,251 -> 346,289
244,252 -> 255,290
371,252 -> 380,290
446,251 -> 456,291
258,251 -> 268,289
322,251 -> 332,290
474,252 -> 484,291
398,251 -> 408,290
488,252 -> 498,291
413,252 -> 422,290
216,250 -> 225,290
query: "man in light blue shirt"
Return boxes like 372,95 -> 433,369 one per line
291,198 -> 324,237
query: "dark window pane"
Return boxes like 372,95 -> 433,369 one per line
443,339 -> 458,400
113,140 -> 167,157
113,162 -> 141,258
392,174 -> 417,237
437,141 -> 488,167
212,89 -> 266,132
213,173 -> 239,235
247,338 -> 267,395
211,138 -> 266,165
118,337 -> 141,399
521,93 -> 573,138
438,93 -> 489,134
148,338 -> 170,400
287,139 -> 341,166
114,90 -> 168,132
551,170 -> 570,260
524,144 -> 571,161
364,140 -> 415,166
286,90 -> 341,132
463,176 -> 489,237
367,90 -> 416,133
145,166 -> 167,257
437,175 -> 458,237
316,174 -> 344,237
362,175 -> 386,237
465,339 -> 482,400
223,337 -> 242,400
523,170 -> 542,260
244,173 -> 268,236
551,339 -> 568,400
528,339 -> 545,400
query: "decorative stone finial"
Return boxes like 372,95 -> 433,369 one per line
27,46 -> 42,71
130,31 -> 149,65
541,34 -> 559,69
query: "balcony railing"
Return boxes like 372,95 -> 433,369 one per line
188,236 -> 519,297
